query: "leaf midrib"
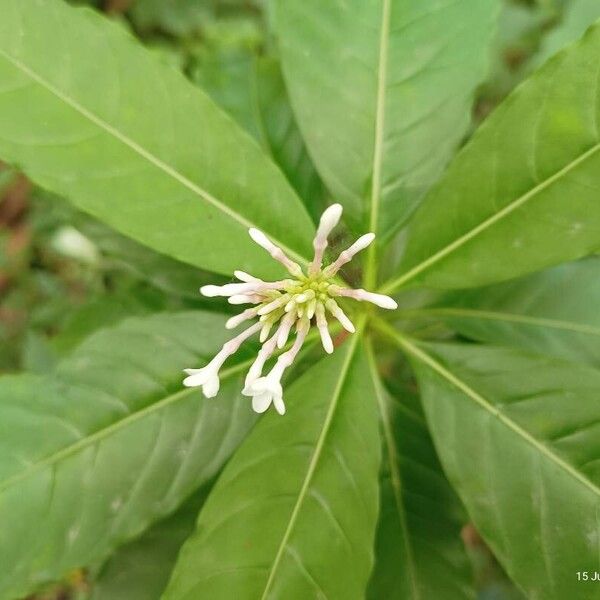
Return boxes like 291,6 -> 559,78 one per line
259,330 -> 362,599
0,330 -> 323,495
398,307 -> 600,337
364,0 -> 391,289
375,320 -> 600,499
0,48 -> 310,267
380,141 -> 600,294
366,342 -> 420,600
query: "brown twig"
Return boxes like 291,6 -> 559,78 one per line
0,175 -> 29,226
0,175 -> 31,297
104,0 -> 133,14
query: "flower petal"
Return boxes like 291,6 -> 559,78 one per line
202,376 -> 220,398
252,392 -> 272,413
183,368 -> 211,387
273,395 -> 286,415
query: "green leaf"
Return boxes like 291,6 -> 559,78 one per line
365,346 -> 474,600
90,487 -> 209,600
253,58 -> 326,221
0,312 -> 256,599
275,0 -> 499,238
75,214 -> 214,301
163,338 -> 381,600
0,0 -> 315,279
384,20 -> 600,293
51,293 -> 160,356
393,333 -> 600,600
532,0 -> 600,68
411,258 -> 600,366
191,51 -> 326,220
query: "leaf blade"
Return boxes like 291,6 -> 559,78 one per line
0,312 -> 256,598
384,21 -> 600,293
163,337 -> 381,600
385,330 -> 600,599
418,258 -> 600,366
276,0 -> 499,237
192,51 -> 326,221
0,0 -> 315,277
90,488 -> 209,600
366,345 -> 475,600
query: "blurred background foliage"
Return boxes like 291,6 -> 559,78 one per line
1,0 -> 596,598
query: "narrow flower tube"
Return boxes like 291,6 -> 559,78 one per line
234,270 -> 259,282
228,294 -> 264,305
260,321 -> 273,343
202,280 -> 290,298
325,298 -> 356,333
276,312 -> 295,349
278,319 -> 309,368
306,298 -> 317,320
332,287 -> 398,310
315,302 -> 334,354
294,289 -> 315,304
249,228 -> 304,278
217,321 -> 262,358
309,203 -> 343,275
243,320 -> 310,415
284,298 -> 297,313
243,333 -> 278,390
323,233 -> 375,277
184,322 -> 261,397
257,294 -> 290,316
226,307 -> 260,330
201,282 -> 257,297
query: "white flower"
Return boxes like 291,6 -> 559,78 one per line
330,286 -> 398,310
183,203 -> 397,414
183,366 -> 220,398
243,320 -> 308,414
226,307 -> 259,330
309,203 -> 343,275
315,303 -> 334,354
183,322 -> 261,398
323,233 -> 375,277
246,372 -> 285,415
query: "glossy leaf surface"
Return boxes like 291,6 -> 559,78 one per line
366,347 -> 474,599
276,0 -> 498,237
193,54 -> 325,220
90,488 -> 209,600
405,339 -> 600,599
0,312 -> 256,598
0,0 -> 315,278
419,259 -> 600,366
164,339 -> 381,600
386,21 -> 600,292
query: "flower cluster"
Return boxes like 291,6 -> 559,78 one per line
183,204 -> 397,415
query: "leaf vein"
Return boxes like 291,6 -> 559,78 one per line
0,47 -> 308,266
